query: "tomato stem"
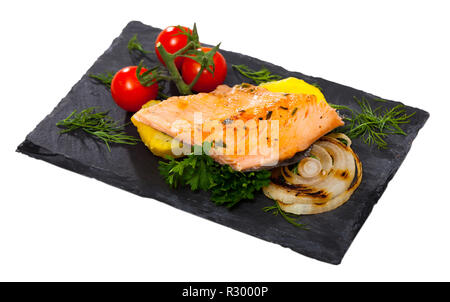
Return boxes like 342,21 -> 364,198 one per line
155,25 -> 222,95
156,43 -> 193,95
187,65 -> 206,90
172,41 -> 195,57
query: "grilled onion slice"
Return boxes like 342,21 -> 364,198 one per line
263,134 -> 362,215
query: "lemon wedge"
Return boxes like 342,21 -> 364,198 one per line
260,77 -> 326,103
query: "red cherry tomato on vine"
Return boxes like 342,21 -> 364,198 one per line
155,26 -> 192,70
181,47 -> 227,93
110,66 -> 158,112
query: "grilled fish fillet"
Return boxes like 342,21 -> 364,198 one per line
132,84 -> 343,171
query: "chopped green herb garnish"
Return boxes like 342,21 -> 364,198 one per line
56,107 -> 140,151
291,107 -> 298,116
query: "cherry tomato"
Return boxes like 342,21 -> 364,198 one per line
181,47 -> 227,93
110,66 -> 158,112
155,26 -> 192,70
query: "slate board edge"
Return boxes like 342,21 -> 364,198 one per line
341,111 -> 429,262
16,105 -> 428,266
16,140 -> 337,264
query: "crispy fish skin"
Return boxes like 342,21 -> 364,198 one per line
132,84 -> 344,171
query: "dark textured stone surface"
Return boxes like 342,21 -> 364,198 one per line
17,21 -> 429,264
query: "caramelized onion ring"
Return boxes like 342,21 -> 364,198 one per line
297,157 -> 322,178
263,134 -> 362,215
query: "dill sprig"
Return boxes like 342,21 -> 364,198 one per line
89,72 -> 115,88
263,202 -> 308,229
232,64 -> 282,85
56,107 -> 140,151
330,97 -> 415,149
127,34 -> 150,54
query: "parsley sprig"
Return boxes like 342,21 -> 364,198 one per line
56,107 -> 140,151
158,154 -> 215,191
158,153 -> 271,207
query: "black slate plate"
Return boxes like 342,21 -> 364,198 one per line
17,21 -> 429,264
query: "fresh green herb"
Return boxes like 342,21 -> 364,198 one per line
232,64 -> 282,85
89,72 -> 114,88
291,107 -> 298,116
158,154 -> 215,191
56,107 -> 140,151
158,153 -> 271,207
210,164 -> 271,208
330,97 -> 415,148
263,202 -> 308,229
136,60 -> 172,87
128,34 -> 150,54
310,155 -> 319,160
329,103 -> 352,112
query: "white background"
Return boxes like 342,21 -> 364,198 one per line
1,0 -> 449,281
